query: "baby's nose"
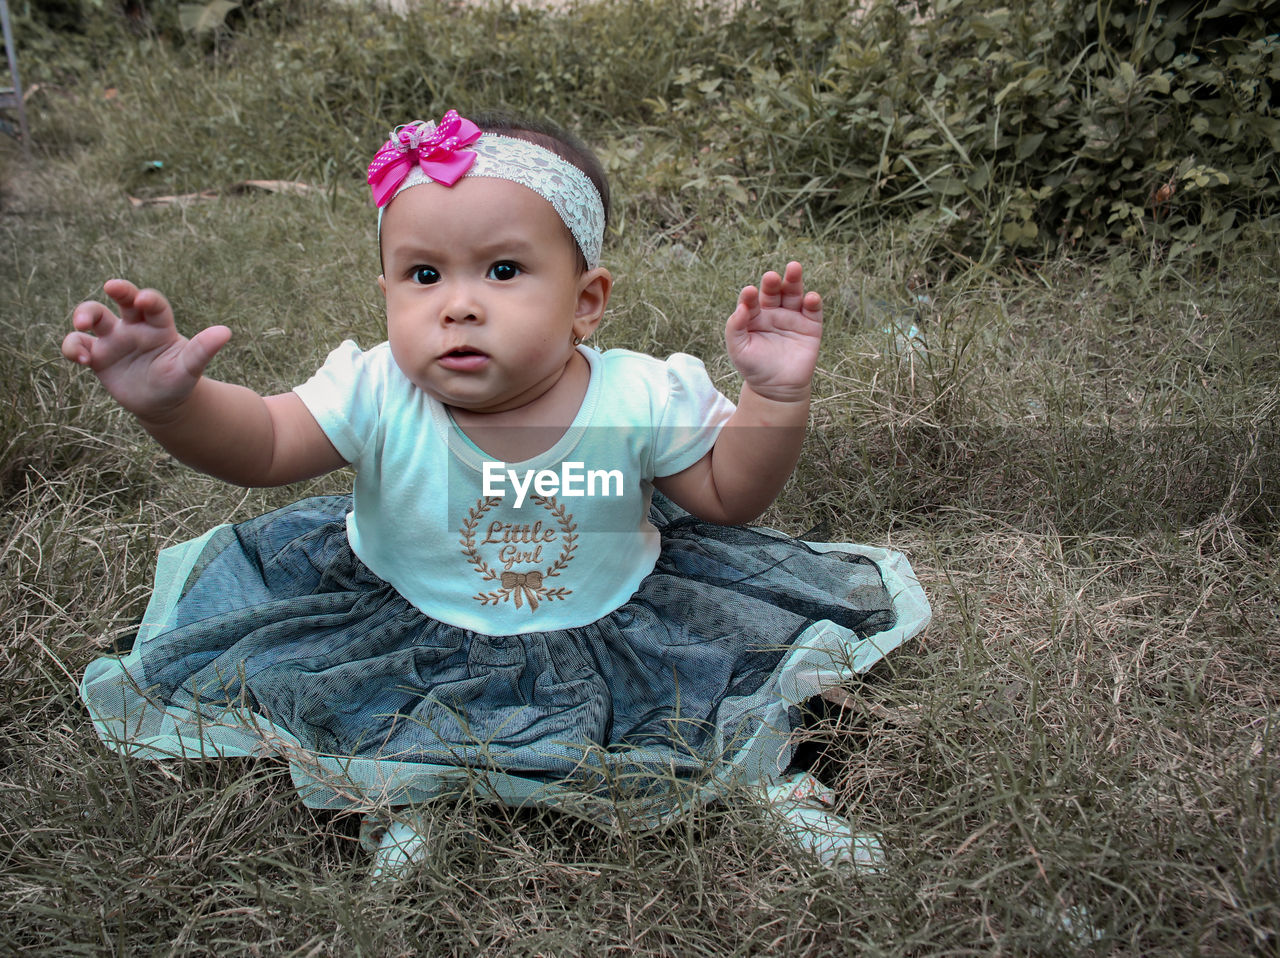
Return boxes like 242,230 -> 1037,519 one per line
441,284 -> 483,323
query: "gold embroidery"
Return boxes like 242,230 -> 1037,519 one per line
500,570 -> 543,609
459,495 -> 577,611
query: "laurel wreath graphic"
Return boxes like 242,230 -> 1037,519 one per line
459,495 -> 577,611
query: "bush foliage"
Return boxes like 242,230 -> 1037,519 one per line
14,0 -> 1280,261
707,0 -> 1280,255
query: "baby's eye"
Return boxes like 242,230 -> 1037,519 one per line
487,262 -> 521,281
411,266 -> 440,285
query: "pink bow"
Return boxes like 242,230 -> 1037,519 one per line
367,110 -> 483,207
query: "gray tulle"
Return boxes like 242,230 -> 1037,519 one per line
82,494 -> 932,819
132,494 -> 894,778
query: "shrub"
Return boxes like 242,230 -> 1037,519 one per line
686,0 -> 1280,259
18,0 -> 1280,263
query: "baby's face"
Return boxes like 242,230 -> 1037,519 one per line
379,176 -> 591,414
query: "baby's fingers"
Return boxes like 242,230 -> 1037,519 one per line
775,262 -> 810,312
180,325 -> 232,379
756,270 -> 785,309
64,299 -> 121,363
61,329 -> 99,366
103,279 -> 176,329
725,285 -> 759,338
800,289 -> 823,323
71,297 -> 119,334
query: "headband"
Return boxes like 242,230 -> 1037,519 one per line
368,110 -> 606,268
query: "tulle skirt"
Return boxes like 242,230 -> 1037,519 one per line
81,494 -> 930,824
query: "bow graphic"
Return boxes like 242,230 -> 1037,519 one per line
367,110 -> 482,207
500,570 -> 544,610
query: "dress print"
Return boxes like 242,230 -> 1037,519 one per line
460,495 -> 577,611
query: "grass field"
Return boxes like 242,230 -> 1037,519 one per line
2,1 -> 1279,954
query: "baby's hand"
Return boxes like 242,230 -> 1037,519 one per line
724,261 -> 823,403
62,279 -> 231,422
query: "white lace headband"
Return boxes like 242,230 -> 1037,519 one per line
368,111 -> 606,268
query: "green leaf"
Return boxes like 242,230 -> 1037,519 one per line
1199,0 -> 1250,17
1015,130 -> 1046,160
994,79 -> 1021,106
1020,66 -> 1051,90
1001,218 -> 1037,244
919,97 -> 971,164
903,126 -> 936,146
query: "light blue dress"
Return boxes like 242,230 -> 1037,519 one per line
79,344 -> 932,825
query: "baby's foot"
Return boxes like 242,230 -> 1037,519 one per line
364,811 -> 435,882
761,772 -> 884,871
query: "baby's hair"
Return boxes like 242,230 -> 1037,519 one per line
471,110 -> 610,273
469,110 -> 611,228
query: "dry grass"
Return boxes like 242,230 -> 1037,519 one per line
1,8 -> 1279,953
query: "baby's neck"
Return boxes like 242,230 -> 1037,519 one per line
449,350 -> 590,462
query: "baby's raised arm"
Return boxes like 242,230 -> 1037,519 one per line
655,262 -> 822,525
62,280 -> 346,486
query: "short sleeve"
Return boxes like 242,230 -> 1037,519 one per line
649,353 -> 736,477
292,340 -> 386,464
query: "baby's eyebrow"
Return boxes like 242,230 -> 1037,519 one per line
474,237 -> 537,258
384,241 -> 441,262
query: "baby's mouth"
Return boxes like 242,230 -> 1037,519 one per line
438,347 -> 490,371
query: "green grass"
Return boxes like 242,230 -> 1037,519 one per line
2,2 -> 1279,954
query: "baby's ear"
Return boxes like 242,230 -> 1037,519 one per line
573,267 -> 611,338
377,275 -> 387,296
